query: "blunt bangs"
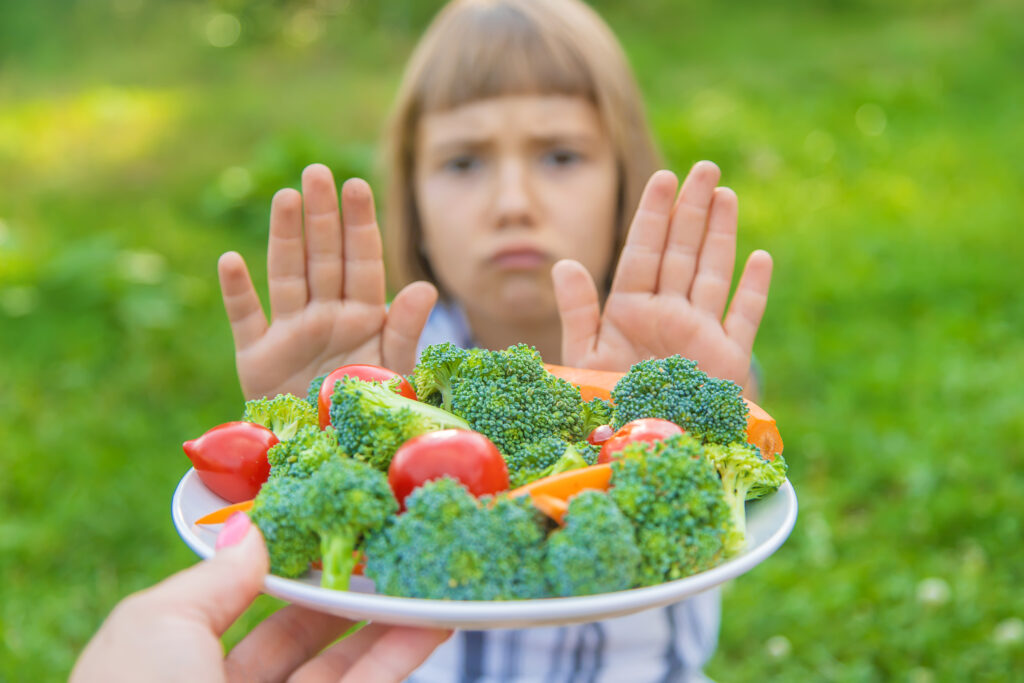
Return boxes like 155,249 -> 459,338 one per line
411,2 -> 596,113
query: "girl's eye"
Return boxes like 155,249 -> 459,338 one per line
443,154 -> 481,174
542,149 -> 582,167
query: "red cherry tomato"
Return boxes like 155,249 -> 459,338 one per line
318,364 -> 417,429
587,424 -> 615,445
388,429 -> 509,510
182,421 -> 278,502
598,418 -> 684,464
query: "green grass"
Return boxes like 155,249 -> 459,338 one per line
2,0 -> 1022,680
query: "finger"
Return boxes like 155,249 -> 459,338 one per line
688,186 -> 738,319
340,178 -> 387,306
267,188 -> 308,319
301,164 -> 344,301
133,521 -> 268,637
658,160 -> 721,295
226,606 -> 359,683
552,259 -> 601,364
381,281 -> 439,376
218,251 -> 268,352
608,170 -> 678,294
290,622 -> 452,683
723,249 -> 773,355
337,626 -> 452,683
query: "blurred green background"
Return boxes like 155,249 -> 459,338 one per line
2,0 -> 1022,679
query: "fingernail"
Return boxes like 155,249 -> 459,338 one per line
216,511 -> 252,550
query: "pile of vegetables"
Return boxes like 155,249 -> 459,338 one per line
182,344 -> 787,599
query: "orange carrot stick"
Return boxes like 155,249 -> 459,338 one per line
530,493 -> 569,525
195,499 -> 254,525
509,463 -> 613,501
579,385 -> 611,403
544,364 -> 618,402
743,398 -> 784,460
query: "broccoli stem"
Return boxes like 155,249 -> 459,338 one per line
408,394 -> 466,429
719,469 -> 753,555
364,384 -> 470,431
320,532 -> 359,591
438,383 -> 453,412
541,445 -> 589,479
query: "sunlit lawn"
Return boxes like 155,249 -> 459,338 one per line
1,1 -> 1022,680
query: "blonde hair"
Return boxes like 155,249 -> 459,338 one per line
382,0 -> 661,295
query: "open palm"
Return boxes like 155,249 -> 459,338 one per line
218,165 -> 437,400
553,162 -> 773,392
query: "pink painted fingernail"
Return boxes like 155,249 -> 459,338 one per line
216,511 -> 251,550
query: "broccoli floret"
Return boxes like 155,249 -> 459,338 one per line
328,376 -> 470,471
506,437 -> 589,488
242,393 -> 318,441
611,355 -> 749,446
581,396 -> 614,435
299,458 -> 397,590
249,475 -> 320,578
266,425 -> 346,479
505,437 -> 563,486
747,451 -> 788,501
609,434 -> 733,585
410,342 -> 468,409
251,457 -> 396,589
364,477 -> 549,600
412,344 -> 586,457
573,439 -> 601,465
689,378 -> 750,446
705,442 -> 788,555
544,490 -> 642,596
306,373 -> 327,408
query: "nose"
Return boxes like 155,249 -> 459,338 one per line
494,157 -> 534,229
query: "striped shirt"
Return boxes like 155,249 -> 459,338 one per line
409,301 -> 721,683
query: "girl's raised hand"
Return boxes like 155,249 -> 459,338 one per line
218,164 -> 437,401
552,161 -> 772,393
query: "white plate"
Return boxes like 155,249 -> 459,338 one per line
172,468 -> 797,629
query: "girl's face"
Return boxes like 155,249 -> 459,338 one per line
414,95 -> 619,324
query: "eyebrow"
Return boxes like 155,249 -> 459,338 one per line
528,133 -> 598,147
426,133 -> 600,155
427,139 -> 492,156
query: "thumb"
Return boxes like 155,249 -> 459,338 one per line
382,280 -> 439,376
144,513 -> 269,636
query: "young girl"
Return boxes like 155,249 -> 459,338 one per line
217,0 -> 773,680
